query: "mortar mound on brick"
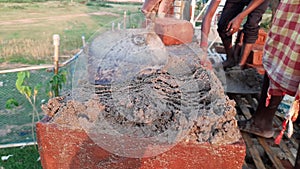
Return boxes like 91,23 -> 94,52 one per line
41,29 -> 242,158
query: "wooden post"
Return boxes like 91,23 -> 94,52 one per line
123,11 -> 127,29
53,34 -> 60,97
53,34 -> 60,75
112,22 -> 115,31
81,35 -> 86,47
190,0 -> 195,24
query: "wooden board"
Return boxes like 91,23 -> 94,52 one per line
230,94 -> 298,169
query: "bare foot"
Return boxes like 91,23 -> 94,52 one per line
238,119 -> 274,138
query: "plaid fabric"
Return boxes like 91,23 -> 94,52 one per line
263,0 -> 300,97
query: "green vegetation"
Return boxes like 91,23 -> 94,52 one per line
5,98 -> 19,109
47,70 -> 67,97
15,71 -> 41,119
15,71 -> 42,144
86,0 -> 113,7
0,69 -> 51,144
0,145 -> 42,169
0,1 -> 142,64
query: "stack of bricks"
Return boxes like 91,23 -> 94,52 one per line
252,29 -> 267,66
235,28 -> 267,74
251,29 -> 267,74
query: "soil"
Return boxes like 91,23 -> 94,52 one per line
0,62 -> 31,70
0,12 -> 118,26
41,29 -> 242,152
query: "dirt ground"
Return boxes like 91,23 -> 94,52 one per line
0,12 -> 118,26
0,63 -> 31,70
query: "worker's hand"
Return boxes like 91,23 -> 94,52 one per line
226,15 -> 244,35
201,59 -> 213,70
199,47 -> 212,70
200,53 -> 212,70
200,40 -> 208,51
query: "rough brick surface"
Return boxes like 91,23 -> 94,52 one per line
37,122 -> 246,169
154,17 -> 193,46
252,50 -> 263,65
255,29 -> 267,45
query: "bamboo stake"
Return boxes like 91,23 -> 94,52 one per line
112,22 -> 115,31
53,34 -> 60,97
123,11 -> 127,29
81,35 -> 86,47
53,34 -> 60,75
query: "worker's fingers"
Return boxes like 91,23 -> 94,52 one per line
226,22 -> 232,31
200,59 -> 213,70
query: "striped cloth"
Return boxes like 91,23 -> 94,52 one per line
263,0 -> 300,97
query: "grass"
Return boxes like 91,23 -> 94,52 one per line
0,69 -> 51,144
0,145 -> 41,169
0,1 -> 143,64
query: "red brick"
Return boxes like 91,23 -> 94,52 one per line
154,17 -> 194,46
252,50 -> 263,65
36,122 -> 246,169
255,29 -> 267,45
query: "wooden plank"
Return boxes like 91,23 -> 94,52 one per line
234,96 -> 266,169
246,94 -> 299,144
245,95 -> 297,165
233,94 -> 288,169
295,146 -> 300,169
242,133 -> 267,169
278,140 -> 296,165
257,137 -> 286,169
243,95 -> 297,144
232,95 -> 252,119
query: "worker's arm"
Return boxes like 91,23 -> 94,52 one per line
227,0 -> 265,34
200,0 -> 220,69
200,0 -> 221,51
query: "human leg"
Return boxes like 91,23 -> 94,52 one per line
239,74 -> 284,138
217,0 -> 245,69
239,43 -> 253,68
239,0 -> 270,67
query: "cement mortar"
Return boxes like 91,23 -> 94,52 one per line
225,67 -> 263,94
41,29 -> 241,154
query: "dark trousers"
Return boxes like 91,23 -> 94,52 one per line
217,0 -> 270,44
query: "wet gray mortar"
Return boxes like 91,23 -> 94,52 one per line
45,29 -> 242,146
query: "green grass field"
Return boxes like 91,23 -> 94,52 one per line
0,145 -> 42,169
0,1 -> 143,64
